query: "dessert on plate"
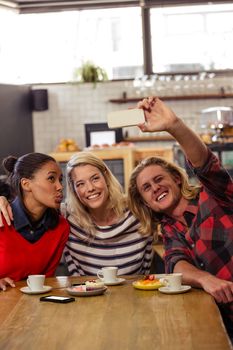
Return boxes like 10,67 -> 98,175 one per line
70,279 -> 105,292
133,275 -> 164,290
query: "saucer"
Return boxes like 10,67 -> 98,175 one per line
98,278 -> 126,286
20,285 -> 52,295
158,285 -> 191,295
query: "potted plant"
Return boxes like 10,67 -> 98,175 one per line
73,61 -> 108,85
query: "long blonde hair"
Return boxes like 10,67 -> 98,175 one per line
66,152 -> 127,236
128,156 -> 200,235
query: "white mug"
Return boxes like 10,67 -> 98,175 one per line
97,267 -> 118,283
27,274 -> 45,291
159,273 -> 182,291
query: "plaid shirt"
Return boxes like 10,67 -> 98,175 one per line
160,150 -> 233,321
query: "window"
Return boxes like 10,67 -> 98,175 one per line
0,7 -> 143,84
151,4 -> 233,73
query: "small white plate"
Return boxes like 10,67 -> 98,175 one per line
67,286 -> 108,297
20,285 -> 52,295
158,285 -> 191,295
98,278 -> 126,286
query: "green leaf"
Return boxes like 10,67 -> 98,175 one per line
73,61 -> 108,84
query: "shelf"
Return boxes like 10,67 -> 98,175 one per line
124,135 -> 174,142
109,93 -> 233,103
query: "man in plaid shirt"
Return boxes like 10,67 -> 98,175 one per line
128,97 -> 233,342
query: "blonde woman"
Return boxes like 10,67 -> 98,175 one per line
63,152 -> 153,276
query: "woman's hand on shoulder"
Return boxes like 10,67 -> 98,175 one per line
0,277 -> 15,291
0,196 -> 13,227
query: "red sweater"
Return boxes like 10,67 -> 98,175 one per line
0,216 -> 69,281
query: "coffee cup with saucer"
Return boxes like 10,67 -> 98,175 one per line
96,267 -> 125,286
159,273 -> 191,294
20,274 -> 52,294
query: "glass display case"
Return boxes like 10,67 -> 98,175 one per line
200,106 -> 233,143
208,143 -> 233,177
173,143 -> 233,178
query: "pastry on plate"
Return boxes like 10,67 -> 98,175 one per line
85,280 -> 105,289
70,280 -> 105,292
133,275 -> 164,290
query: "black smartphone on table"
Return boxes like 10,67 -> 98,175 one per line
40,295 -> 75,303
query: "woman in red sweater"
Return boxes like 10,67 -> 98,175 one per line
0,153 -> 69,290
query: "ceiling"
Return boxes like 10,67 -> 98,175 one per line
1,0 -> 233,13
1,0 -> 140,13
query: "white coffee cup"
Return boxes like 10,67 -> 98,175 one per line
159,273 -> 182,291
97,267 -> 118,283
27,274 -> 45,291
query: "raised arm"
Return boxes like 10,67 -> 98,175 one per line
137,97 -> 208,168
0,196 -> 13,227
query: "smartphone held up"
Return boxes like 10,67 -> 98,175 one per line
107,109 -> 145,128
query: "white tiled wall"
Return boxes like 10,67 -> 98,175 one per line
32,78 -> 233,153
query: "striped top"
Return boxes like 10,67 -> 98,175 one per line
64,210 -> 153,276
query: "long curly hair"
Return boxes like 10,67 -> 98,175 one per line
128,156 -> 200,235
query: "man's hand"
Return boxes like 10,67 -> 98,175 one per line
175,260 -> 233,304
0,196 -> 13,227
199,274 -> 233,304
137,97 -> 179,134
136,96 -> 208,168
